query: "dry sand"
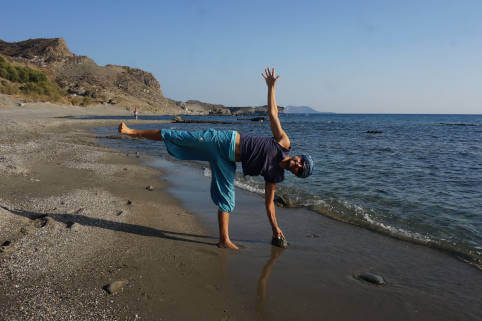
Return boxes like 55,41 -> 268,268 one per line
0,95 -> 248,320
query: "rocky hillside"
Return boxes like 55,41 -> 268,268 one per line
0,38 -> 181,113
0,38 -> 282,115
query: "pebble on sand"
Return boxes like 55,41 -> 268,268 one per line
355,273 -> 385,285
66,222 -> 82,232
103,280 -> 129,295
146,185 -> 154,191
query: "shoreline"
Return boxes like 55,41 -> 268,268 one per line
1,96 -> 481,320
146,157 -> 482,321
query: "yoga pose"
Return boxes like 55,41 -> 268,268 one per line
118,68 -> 313,249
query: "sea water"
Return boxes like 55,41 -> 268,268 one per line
93,113 -> 482,265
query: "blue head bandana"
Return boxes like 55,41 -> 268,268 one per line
297,154 -> 314,178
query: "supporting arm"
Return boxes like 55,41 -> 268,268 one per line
264,182 -> 285,239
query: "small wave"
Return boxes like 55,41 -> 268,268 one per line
440,122 -> 480,127
309,202 -> 481,268
234,180 -> 265,194
202,167 -> 212,177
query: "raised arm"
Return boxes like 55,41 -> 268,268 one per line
261,68 -> 290,149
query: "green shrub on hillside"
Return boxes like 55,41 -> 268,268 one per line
20,81 -> 66,100
69,95 -> 92,106
0,79 -> 19,95
0,56 -> 47,83
0,56 -> 65,100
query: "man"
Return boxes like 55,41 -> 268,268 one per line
118,68 -> 313,250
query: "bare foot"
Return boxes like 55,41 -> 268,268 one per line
217,240 -> 239,250
118,122 -> 132,135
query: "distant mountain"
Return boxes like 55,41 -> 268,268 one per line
284,105 -> 331,114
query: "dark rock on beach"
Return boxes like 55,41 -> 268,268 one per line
274,194 -> 298,208
33,216 -> 49,228
103,280 -> 128,295
146,185 -> 154,191
306,233 -> 320,238
355,272 -> 385,285
271,237 -> 288,248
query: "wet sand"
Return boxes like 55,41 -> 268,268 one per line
149,147 -> 482,321
1,94 -> 481,320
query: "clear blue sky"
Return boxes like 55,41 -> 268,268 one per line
1,0 -> 481,114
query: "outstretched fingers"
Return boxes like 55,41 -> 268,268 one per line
261,67 -> 279,81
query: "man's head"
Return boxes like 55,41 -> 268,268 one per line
287,154 -> 314,178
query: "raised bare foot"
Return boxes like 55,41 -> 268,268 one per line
118,122 -> 132,135
217,240 -> 239,250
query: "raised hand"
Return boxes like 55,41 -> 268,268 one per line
261,67 -> 279,88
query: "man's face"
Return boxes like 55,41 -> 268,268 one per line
288,156 -> 305,176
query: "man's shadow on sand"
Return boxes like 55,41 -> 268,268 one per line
1,205 -> 220,246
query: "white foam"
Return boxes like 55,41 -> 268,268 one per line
202,167 -> 212,177
234,179 -> 264,194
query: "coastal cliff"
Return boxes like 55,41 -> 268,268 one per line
0,38 -> 281,115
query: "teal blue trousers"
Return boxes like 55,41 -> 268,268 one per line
161,129 -> 237,213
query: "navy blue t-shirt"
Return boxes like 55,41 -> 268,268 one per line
239,133 -> 290,183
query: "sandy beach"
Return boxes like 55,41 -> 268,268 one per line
1,94 -> 481,321
0,95 -> 251,320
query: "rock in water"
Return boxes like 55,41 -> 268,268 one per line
103,280 -> 128,294
306,233 -> 320,238
271,237 -> 288,248
356,273 -> 385,285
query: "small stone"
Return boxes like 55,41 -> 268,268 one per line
271,237 -> 288,248
356,273 -> 385,285
146,185 -> 154,191
116,210 -> 123,216
103,280 -> 128,294
34,216 -> 48,228
68,222 -> 81,232
127,200 -> 132,205
2,241 -> 11,247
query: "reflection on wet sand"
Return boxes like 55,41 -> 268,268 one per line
256,246 -> 285,313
